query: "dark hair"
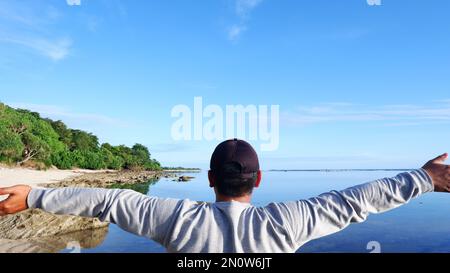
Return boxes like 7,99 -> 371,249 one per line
212,162 -> 258,197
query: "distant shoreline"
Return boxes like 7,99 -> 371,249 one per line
268,169 -> 414,172
163,168 -> 201,173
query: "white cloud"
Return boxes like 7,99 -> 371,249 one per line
282,102 -> 450,126
0,1 -> 72,61
436,99 -> 450,104
236,0 -> 263,17
367,0 -> 382,6
227,0 -> 263,41
263,155 -> 377,164
8,103 -> 130,128
66,0 -> 81,6
3,36 -> 72,61
0,2 -> 39,27
228,24 -> 246,41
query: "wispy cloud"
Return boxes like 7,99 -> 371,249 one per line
282,102 -> 450,126
228,24 -> 247,41
66,0 -> 81,6
8,102 -> 130,128
0,1 -> 72,61
2,36 -> 72,61
236,0 -> 263,17
227,0 -> 263,41
263,154 -> 377,164
435,99 -> 450,104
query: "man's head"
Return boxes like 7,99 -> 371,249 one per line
208,139 -> 262,202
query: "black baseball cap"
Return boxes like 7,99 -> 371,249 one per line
210,139 -> 260,179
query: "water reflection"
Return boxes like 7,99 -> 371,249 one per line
0,227 -> 108,253
108,178 -> 160,194
87,170 -> 450,253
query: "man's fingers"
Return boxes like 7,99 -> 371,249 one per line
431,153 -> 449,164
0,187 -> 14,196
0,196 -> 15,215
0,199 -> 8,215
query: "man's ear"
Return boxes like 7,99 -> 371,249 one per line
208,171 -> 215,188
254,170 -> 262,188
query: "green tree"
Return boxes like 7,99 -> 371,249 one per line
70,130 -> 99,151
20,132 -> 51,165
70,150 -> 86,168
145,159 -> 162,171
51,149 -> 75,170
100,146 -> 124,170
80,150 -> 106,170
0,126 -> 24,163
16,109 -> 41,119
0,102 -> 163,170
30,117 -> 65,156
132,144 -> 151,165
48,120 -> 73,146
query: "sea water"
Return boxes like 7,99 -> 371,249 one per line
75,170 -> 450,253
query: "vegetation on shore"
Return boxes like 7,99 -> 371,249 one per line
0,103 -> 161,171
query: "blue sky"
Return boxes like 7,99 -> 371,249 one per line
1,0 -> 449,170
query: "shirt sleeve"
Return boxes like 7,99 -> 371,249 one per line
264,169 -> 434,249
27,187 -> 183,244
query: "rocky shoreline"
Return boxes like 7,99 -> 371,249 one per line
0,169 -> 198,253
43,169 -> 198,188
45,170 -> 167,188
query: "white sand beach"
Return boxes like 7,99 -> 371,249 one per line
0,166 -> 102,201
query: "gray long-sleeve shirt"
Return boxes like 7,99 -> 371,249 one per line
27,169 -> 434,253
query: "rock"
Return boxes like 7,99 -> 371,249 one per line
178,176 -> 195,182
45,170 -> 164,188
0,209 -> 108,240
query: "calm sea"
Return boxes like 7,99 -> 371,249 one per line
67,170 -> 450,253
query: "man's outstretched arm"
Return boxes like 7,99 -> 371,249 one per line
0,187 -> 182,243
266,153 -> 450,248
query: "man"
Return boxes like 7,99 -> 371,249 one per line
0,139 -> 449,253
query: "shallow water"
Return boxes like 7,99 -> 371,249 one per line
71,170 -> 450,253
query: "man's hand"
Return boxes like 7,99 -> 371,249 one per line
0,185 -> 32,216
423,153 -> 450,192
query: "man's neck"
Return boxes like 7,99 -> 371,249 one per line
215,194 -> 252,203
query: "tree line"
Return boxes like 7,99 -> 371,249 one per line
0,103 -> 161,171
